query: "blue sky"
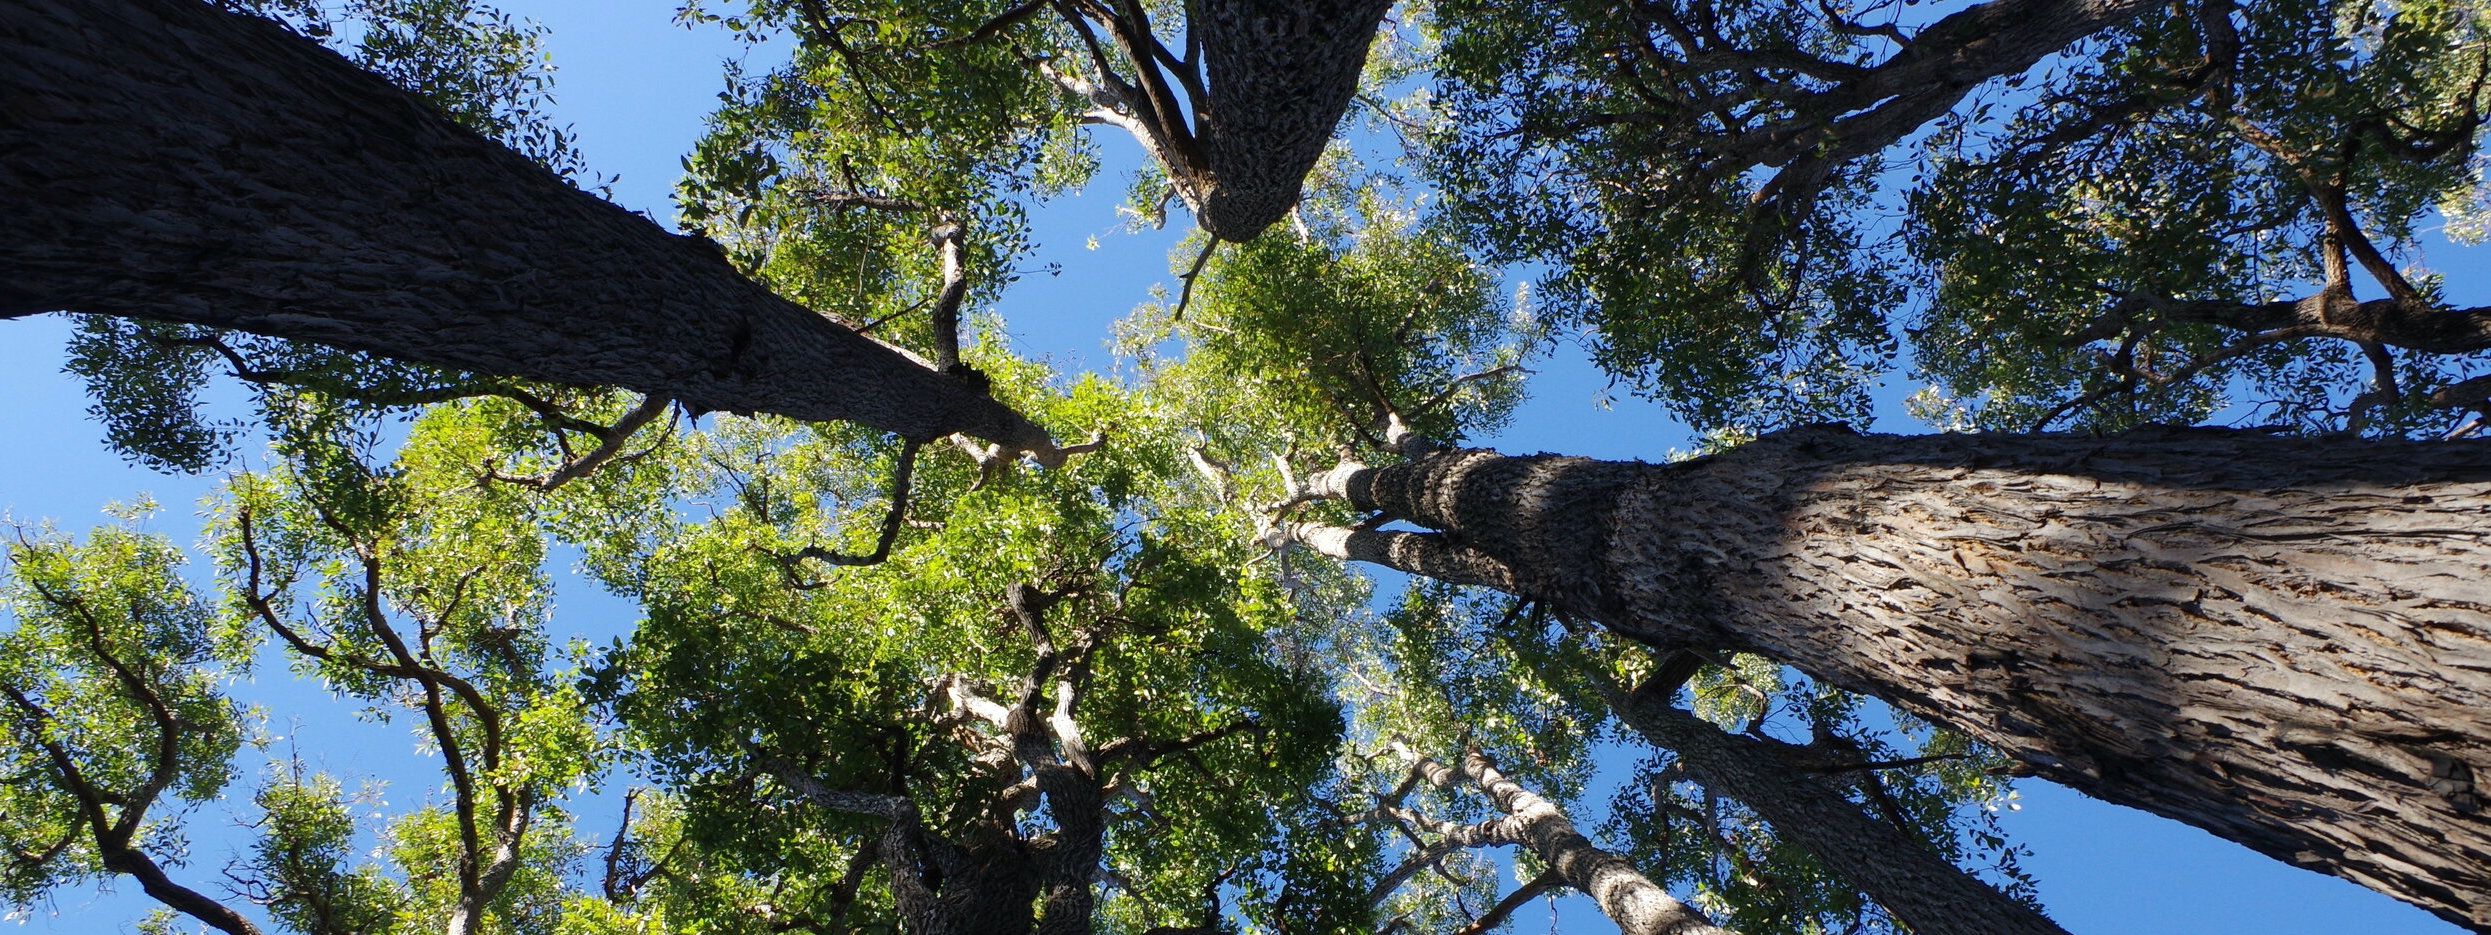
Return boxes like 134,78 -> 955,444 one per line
1,2 -> 2480,932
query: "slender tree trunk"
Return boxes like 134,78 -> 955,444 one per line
0,0 -> 1057,457
1307,426 -> 2491,931
1606,679 -> 2070,935
1434,748 -> 1728,935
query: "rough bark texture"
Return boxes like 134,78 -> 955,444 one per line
1185,0 -> 1393,240
1609,681 -> 2070,935
1335,426 -> 2491,931
1447,749 -> 1728,935
1,0 -> 1055,456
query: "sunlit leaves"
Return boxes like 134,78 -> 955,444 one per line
1908,0 -> 2491,435
246,770 -> 411,935
673,0 -> 1096,365
0,516 -> 246,911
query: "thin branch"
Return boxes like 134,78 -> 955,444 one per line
806,189 -> 930,213
784,438 -> 926,576
929,0 -> 1049,48
1094,719 -> 1264,767
1411,365 -> 1530,419
1170,237 -> 1218,321
795,0 -> 902,129
750,750 -> 916,819
2032,325 -> 2326,430
1452,870 -> 1562,935
485,395 -> 674,491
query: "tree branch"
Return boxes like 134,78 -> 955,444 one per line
784,438 -> 926,576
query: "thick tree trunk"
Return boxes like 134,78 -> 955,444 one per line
1185,0 -> 1393,240
1607,679 -> 2069,935
0,0 -> 1056,457
1313,426 -> 2491,931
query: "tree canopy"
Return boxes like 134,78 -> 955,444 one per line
5,0 -> 2490,933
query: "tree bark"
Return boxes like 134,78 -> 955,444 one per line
1184,0 -> 1393,240
1607,680 -> 2070,935
2159,295 -> 2491,356
1433,747 -> 1728,935
1309,425 -> 2491,931
0,0 -> 1058,458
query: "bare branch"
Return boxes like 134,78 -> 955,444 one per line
1094,719 -> 1264,767
1452,870 -> 1562,935
1170,237 -> 1218,321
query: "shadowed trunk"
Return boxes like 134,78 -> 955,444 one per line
1183,0 -> 1393,240
1308,426 -> 2491,931
1607,678 -> 2069,935
1,0 -> 1056,457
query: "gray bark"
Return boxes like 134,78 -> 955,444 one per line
1315,425 -> 2491,931
1607,679 -> 2070,935
1424,747 -> 1729,935
1,0 -> 1057,457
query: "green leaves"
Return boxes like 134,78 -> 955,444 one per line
1422,0 -> 1906,434
1,517 -> 246,909
1906,0 -> 2491,435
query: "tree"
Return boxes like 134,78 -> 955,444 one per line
1160,206 -> 2056,935
1423,0 -> 2491,439
1272,425 -> 2491,928
1,515 -> 258,935
13,0 -> 2491,930
1,0 -> 1055,456
1906,0 -> 2491,436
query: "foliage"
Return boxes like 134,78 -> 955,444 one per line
1423,0 -> 1909,433
1908,0 -> 2491,435
32,0 -> 2369,931
1423,0 -> 2491,438
1,513 -> 248,909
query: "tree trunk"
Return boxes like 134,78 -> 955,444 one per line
1606,679 -> 2070,935
0,0 -> 1057,457
1445,748 -> 1728,935
1312,426 -> 2491,931
1185,0 -> 1393,240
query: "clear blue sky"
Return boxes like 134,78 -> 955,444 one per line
0,2 -> 2478,932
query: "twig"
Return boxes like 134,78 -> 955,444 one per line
1170,238 -> 1218,321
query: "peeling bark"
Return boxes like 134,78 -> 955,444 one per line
1,0 -> 1057,457
1329,426 -> 2491,931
